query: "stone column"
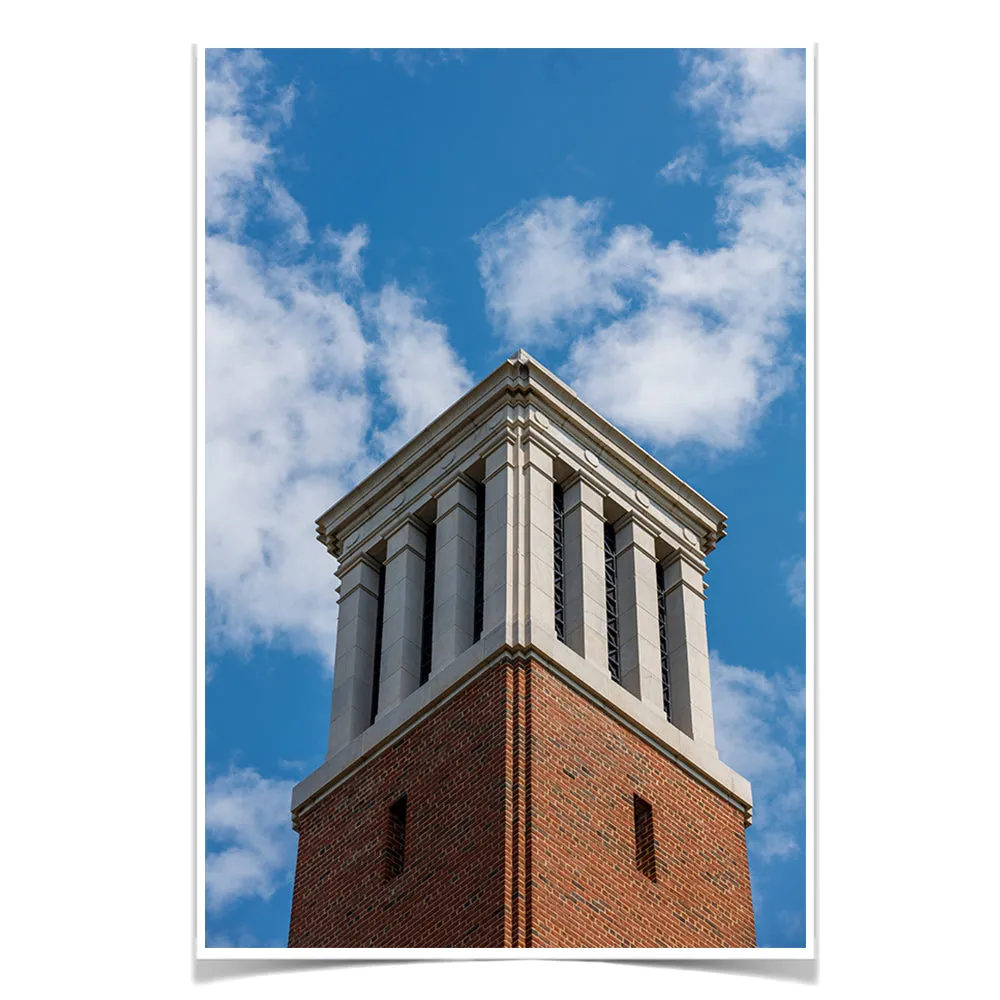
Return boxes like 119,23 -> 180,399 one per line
431,473 -> 478,674
481,436 -> 516,646
614,514 -> 663,710
522,435 -> 556,647
660,548 -> 716,749
327,553 -> 381,756
562,471 -> 608,667
375,518 -> 427,719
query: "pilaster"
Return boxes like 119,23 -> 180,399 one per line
660,548 -> 716,750
562,471 -> 608,668
431,472 -> 478,674
375,518 -> 427,718
482,436 -> 517,647
327,553 -> 382,756
522,434 -> 556,647
614,514 -> 662,713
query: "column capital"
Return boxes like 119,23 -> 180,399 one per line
613,513 -> 657,560
335,552 -> 383,601
484,436 -> 517,480
434,472 -> 478,523
660,546 -> 708,599
522,435 -> 555,478
385,516 -> 430,562
562,465 -> 606,493
520,423 -> 559,458
562,468 -> 607,518
335,550 -> 382,578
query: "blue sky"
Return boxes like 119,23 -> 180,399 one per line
204,47 -> 807,950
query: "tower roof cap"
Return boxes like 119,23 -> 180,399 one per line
316,349 -> 727,555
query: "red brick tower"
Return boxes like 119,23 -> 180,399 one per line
288,351 -> 754,948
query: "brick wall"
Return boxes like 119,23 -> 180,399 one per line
526,661 -> 755,947
288,658 -> 754,948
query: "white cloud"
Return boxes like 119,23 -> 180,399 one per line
204,50 -> 278,236
658,144 -> 706,184
322,223 -> 370,283
475,157 -> 805,450
205,51 -> 472,670
263,177 -> 311,246
681,48 -> 806,150
205,235 -> 371,660
785,556 -> 806,610
205,768 -> 297,912
367,283 -> 475,456
711,652 -> 805,863
474,197 -> 640,346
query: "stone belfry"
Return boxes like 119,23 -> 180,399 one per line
288,350 -> 755,948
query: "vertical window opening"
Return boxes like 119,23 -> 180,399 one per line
369,560 -> 387,728
386,794 -> 407,878
553,483 -> 566,642
473,481 -> 486,642
604,522 -> 621,683
419,524 -> 436,685
656,562 -> 672,721
633,795 -> 656,882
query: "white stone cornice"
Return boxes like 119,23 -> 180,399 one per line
315,351 -> 727,561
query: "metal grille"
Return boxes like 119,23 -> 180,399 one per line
419,525 -> 436,686
369,560 -> 387,727
604,522 -> 621,683
656,562 -> 672,721
553,483 -> 565,642
473,481 -> 485,642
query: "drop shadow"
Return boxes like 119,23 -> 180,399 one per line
616,958 -> 817,985
193,959 -> 393,984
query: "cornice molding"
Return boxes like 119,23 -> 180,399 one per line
315,352 -> 727,559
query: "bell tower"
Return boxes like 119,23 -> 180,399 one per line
288,350 -> 755,948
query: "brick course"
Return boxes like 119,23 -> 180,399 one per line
288,658 -> 754,948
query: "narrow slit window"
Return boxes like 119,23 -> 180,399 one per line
633,795 -> 656,881
604,522 -> 621,683
386,794 -> 407,878
419,524 -> 436,685
472,481 -> 486,642
656,562 -> 672,721
369,560 -> 387,728
553,482 -> 566,642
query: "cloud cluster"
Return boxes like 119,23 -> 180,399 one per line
711,652 -> 805,863
205,50 -> 472,668
681,48 -> 806,149
474,48 -> 805,453
205,767 -> 297,912
475,158 -> 804,450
